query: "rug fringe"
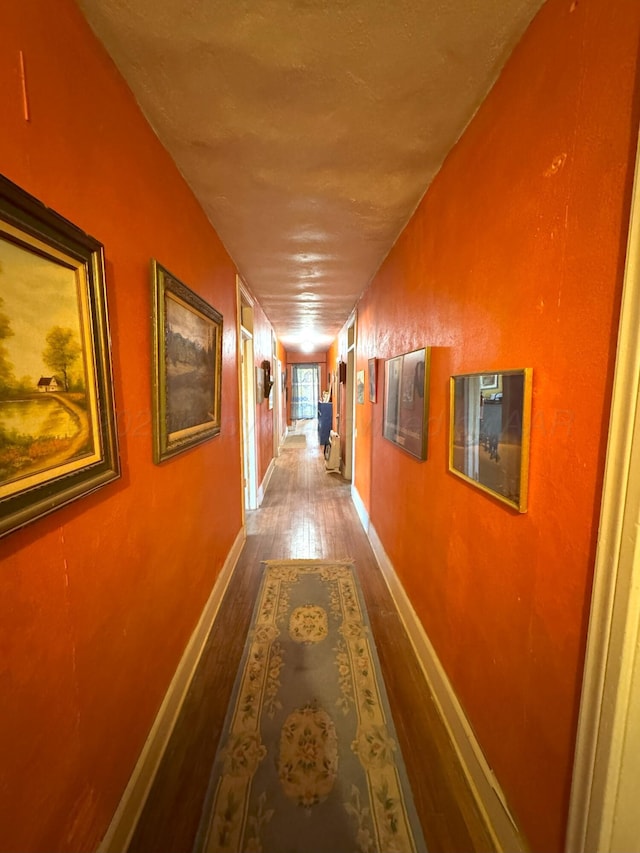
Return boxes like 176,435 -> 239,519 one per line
262,558 -> 354,568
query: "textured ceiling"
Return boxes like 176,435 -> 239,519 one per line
76,0 -> 545,352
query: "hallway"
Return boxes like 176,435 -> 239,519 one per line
128,420 -> 495,853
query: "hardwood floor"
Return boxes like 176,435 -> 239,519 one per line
128,420 -> 496,853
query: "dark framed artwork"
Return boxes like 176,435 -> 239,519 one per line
449,368 -> 532,512
151,260 -> 223,463
0,174 -> 120,537
382,347 -> 431,460
262,359 -> 274,408
368,357 -> 377,403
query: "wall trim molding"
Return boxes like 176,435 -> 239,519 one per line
566,128 -> 640,852
350,485 -> 526,853
350,483 -> 370,531
98,526 -> 246,853
258,457 -> 276,506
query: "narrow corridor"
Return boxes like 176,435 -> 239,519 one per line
128,420 -> 496,853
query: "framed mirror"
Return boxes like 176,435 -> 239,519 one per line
449,369 -> 532,512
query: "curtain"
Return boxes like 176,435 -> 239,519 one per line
291,364 -> 319,420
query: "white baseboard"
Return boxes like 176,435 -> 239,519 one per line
355,501 -> 527,853
258,458 -> 276,506
98,526 -> 246,853
351,483 -> 370,532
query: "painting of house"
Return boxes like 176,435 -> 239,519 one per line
37,376 -> 59,392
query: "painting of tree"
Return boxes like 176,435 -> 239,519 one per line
42,326 -> 82,392
0,294 -> 15,393
151,260 -> 223,462
0,238 -> 95,491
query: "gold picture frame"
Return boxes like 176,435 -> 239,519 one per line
382,347 -> 431,460
151,260 -> 223,463
0,174 -> 120,537
449,368 -> 532,512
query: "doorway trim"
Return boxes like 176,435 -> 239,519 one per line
237,278 -> 258,513
343,314 -> 357,481
566,129 -> 640,852
272,333 -> 283,457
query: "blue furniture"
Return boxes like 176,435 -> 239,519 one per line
318,401 -> 333,446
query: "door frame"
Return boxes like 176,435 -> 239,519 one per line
275,356 -> 284,450
342,315 -> 357,481
237,278 -> 258,513
566,128 -> 640,852
271,333 -> 283,457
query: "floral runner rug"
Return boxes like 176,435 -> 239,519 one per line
194,559 -> 427,853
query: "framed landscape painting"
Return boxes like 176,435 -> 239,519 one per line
255,365 -> 264,404
368,357 -> 377,403
151,260 -> 223,462
0,174 -> 120,537
480,373 -> 499,390
383,347 -> 431,460
356,369 -> 365,404
449,368 -> 532,512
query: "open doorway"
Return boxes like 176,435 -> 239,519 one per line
290,364 -> 319,422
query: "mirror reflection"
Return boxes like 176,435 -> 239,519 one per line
449,369 -> 532,512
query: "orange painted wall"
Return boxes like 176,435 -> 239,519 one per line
0,4 -> 243,851
352,299 -> 376,511
354,0 -> 640,850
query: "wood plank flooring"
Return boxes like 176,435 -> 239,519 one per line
128,420 -> 496,853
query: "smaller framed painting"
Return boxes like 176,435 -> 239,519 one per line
151,260 -> 223,463
356,369 -> 365,404
368,358 -> 377,403
383,347 -> 431,460
480,374 -> 499,390
255,365 -> 264,404
449,368 -> 532,512
0,175 -> 120,537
